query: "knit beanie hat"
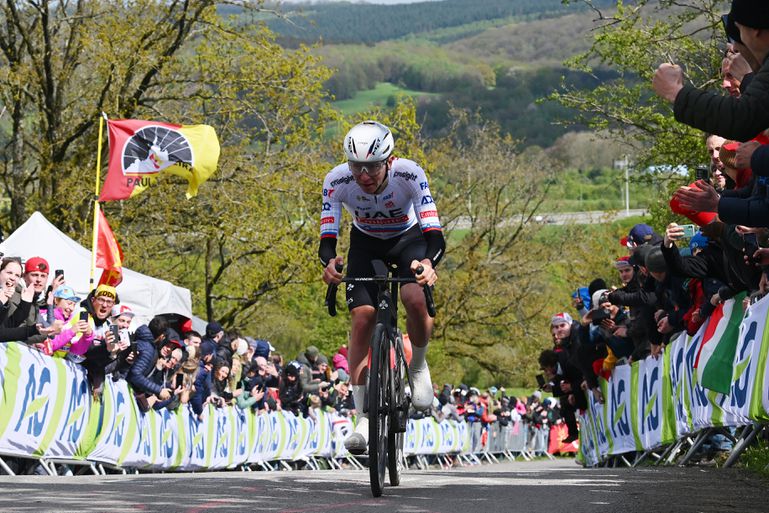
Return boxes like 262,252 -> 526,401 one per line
730,1 -> 769,30
644,247 -> 667,273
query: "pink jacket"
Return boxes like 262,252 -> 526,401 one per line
332,346 -> 349,373
50,307 -> 95,355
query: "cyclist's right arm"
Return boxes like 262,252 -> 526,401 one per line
319,171 -> 345,284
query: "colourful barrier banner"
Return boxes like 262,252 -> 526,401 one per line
577,294 -> 769,462
0,343 -> 472,469
0,343 -> 92,460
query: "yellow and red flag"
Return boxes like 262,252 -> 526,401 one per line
96,209 -> 124,287
99,119 -> 220,201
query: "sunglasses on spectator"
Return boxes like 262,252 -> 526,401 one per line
348,160 -> 387,176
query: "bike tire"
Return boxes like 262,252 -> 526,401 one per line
368,323 -> 388,497
388,333 -> 406,486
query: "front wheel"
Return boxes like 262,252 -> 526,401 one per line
368,324 -> 388,497
388,333 -> 407,485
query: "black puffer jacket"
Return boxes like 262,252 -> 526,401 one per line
126,325 -> 161,395
673,54 -> 769,142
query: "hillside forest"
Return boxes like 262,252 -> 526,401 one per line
0,0 -> 729,388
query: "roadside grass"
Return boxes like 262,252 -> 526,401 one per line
740,439 -> 769,478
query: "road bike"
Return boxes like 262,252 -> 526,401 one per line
326,259 -> 435,497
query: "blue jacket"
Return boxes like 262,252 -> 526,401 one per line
127,325 -> 161,396
190,363 -> 212,416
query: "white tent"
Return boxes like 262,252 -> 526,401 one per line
0,211 -> 192,325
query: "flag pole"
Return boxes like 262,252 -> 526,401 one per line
90,113 -> 107,289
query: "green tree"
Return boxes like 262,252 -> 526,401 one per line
0,1 -> 337,329
553,0 -> 727,169
424,112 -> 559,386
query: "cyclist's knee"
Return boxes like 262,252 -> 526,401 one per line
401,289 -> 427,315
350,305 -> 376,326
350,305 -> 376,322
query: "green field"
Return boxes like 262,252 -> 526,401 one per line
332,82 -> 439,116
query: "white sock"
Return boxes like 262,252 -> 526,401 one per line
352,384 -> 366,415
410,344 -> 428,370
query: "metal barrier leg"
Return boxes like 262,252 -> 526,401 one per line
633,451 -> 647,467
347,456 -> 365,470
679,429 -> 714,466
661,440 -> 684,466
38,459 -> 56,476
724,423 -> 764,468
0,456 -> 15,476
654,443 -> 675,466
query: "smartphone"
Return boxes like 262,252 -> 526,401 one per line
175,373 -> 184,389
110,324 -> 119,342
54,269 -> 64,280
536,374 -> 545,388
680,224 -> 697,238
721,13 -> 740,45
694,165 -> 710,183
79,311 -> 89,322
721,14 -> 734,44
744,233 -> 760,264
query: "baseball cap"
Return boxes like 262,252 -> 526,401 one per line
163,328 -> 183,348
626,224 -> 655,248
24,256 -> 49,274
205,321 -> 223,337
111,304 -> 135,319
614,255 -> 632,269
53,285 -> 80,302
689,232 -> 709,251
551,312 -> 573,326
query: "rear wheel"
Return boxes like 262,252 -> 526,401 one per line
368,324 -> 388,497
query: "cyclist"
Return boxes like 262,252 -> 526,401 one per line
319,120 -> 445,454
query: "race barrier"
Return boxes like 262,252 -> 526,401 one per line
0,342 -> 542,472
578,293 -> 769,467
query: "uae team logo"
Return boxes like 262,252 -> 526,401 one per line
100,118 -> 220,201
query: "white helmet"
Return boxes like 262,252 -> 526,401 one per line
343,121 -> 394,163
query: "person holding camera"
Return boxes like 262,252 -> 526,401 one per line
643,247 -> 699,353
280,361 -> 308,417
538,349 -> 585,445
581,288 -> 632,375
209,358 -> 232,408
661,223 -> 751,324
126,316 -> 174,412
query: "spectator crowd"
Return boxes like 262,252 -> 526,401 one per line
0,251 -> 572,473
534,0 -> 769,454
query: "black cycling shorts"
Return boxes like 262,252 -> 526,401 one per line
345,225 -> 426,310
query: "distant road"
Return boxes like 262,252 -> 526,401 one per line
447,209 -> 648,230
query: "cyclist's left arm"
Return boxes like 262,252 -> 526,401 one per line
408,163 -> 445,285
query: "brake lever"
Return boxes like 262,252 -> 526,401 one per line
325,262 -> 345,317
415,265 -> 436,318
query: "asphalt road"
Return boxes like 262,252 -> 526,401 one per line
0,458 -> 767,513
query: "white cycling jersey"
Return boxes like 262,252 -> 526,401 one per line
320,158 -> 442,240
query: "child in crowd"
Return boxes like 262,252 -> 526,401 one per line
46,285 -> 93,359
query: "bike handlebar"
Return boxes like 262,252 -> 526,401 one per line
325,263 -> 435,318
